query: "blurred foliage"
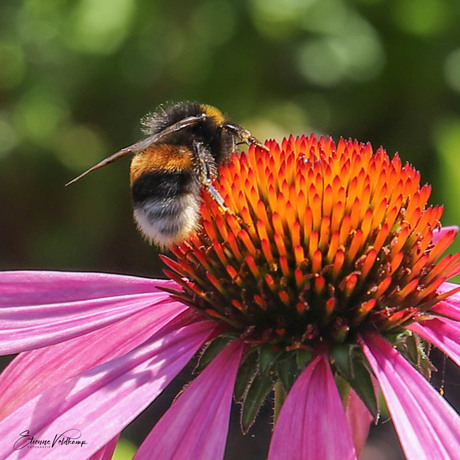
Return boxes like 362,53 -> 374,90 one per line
1,0 -> 460,274
1,0 -> 460,458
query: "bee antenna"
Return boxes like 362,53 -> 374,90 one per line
65,147 -> 133,186
66,114 -> 207,186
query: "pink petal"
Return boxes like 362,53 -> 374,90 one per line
344,389 -> 373,456
90,436 -> 119,460
432,226 -> 459,244
407,317 -> 460,367
0,318 -> 216,459
432,282 -> 460,321
436,281 -> 460,297
135,339 -> 245,460
268,354 -> 357,460
361,332 -> 460,459
0,271 -> 180,354
0,299 -> 186,419
0,271 -> 167,306
432,301 -> 460,321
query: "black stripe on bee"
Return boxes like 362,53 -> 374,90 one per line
131,170 -> 196,203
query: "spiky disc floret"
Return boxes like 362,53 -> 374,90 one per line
162,135 -> 460,427
164,135 -> 460,350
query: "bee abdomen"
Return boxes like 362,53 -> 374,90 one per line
131,170 -> 201,246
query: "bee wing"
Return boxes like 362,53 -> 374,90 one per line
65,114 -> 207,186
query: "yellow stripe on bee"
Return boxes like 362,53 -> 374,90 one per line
200,104 -> 226,125
130,145 -> 193,184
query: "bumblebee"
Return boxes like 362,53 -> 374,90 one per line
67,102 -> 268,247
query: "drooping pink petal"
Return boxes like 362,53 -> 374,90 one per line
135,339 -> 245,460
432,282 -> 460,321
344,389 -> 373,457
0,318 -> 217,459
0,298 -> 187,419
408,317 -> 460,367
432,300 -> 460,321
0,271 -> 180,354
268,354 -> 357,460
90,436 -> 119,460
361,331 -> 460,459
432,226 -> 459,244
437,281 -> 460,296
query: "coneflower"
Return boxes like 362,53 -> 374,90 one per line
1,135 -> 459,459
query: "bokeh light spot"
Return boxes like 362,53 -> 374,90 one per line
297,39 -> 347,87
444,48 -> 460,94
55,124 -> 107,172
68,0 -> 136,54
296,8 -> 384,86
0,42 -> 26,89
392,0 -> 450,36
249,0 -> 316,39
13,87 -> 69,145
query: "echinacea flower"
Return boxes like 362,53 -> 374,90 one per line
1,134 -> 460,459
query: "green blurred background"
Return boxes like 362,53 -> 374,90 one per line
1,0 -> 460,458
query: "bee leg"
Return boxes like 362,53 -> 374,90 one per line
194,141 -> 251,233
221,122 -> 269,151
206,183 -> 228,210
193,141 -> 229,212
206,180 -> 252,234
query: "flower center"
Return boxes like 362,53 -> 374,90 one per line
164,135 -> 460,350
